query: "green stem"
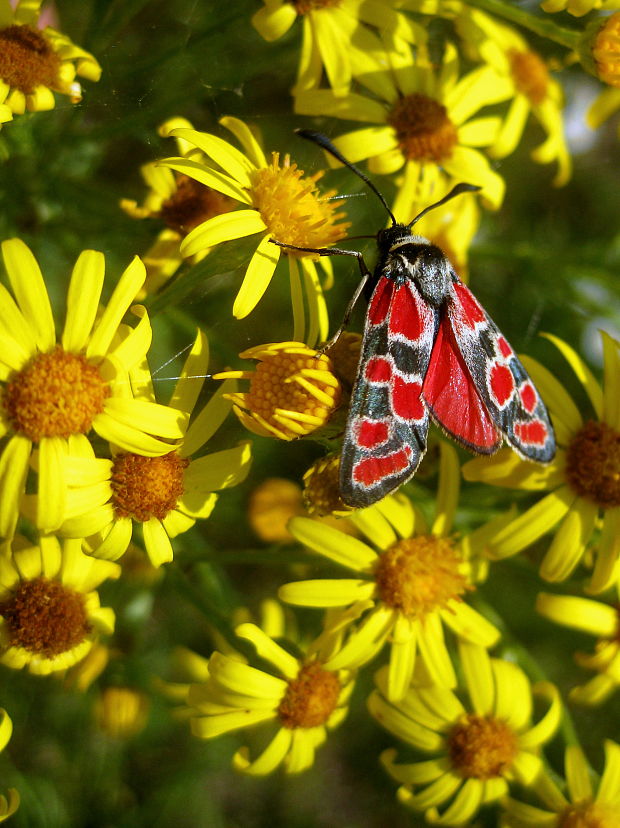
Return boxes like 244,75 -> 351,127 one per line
465,0 -> 581,50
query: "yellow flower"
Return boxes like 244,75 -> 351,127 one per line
0,536 -> 119,674
0,239 -> 187,540
295,41 -> 513,210
158,117 -> 350,344
502,741 -> 620,827
454,7 -> 571,186
120,118 -> 237,297
58,330 -> 252,566
302,453 -> 354,516
281,446 -> 501,701
248,478 -> 305,542
536,591 -> 620,705
188,621 -> 355,775
216,341 -> 342,442
94,687 -> 150,739
252,0 -> 424,97
591,11 -> 620,87
0,709 -> 19,822
0,0 -> 100,119
372,643 -> 562,826
540,0 -> 617,17
463,332 -> 620,594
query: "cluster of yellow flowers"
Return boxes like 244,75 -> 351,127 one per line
0,0 -> 620,824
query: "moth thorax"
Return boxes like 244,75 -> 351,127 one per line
404,243 -> 453,307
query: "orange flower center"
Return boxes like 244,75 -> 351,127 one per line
159,174 -> 235,236
0,24 -> 61,93
4,346 -> 109,442
387,93 -> 458,163
302,453 -> 351,516
251,153 -> 349,250
559,800 -> 620,828
0,577 -> 91,657
448,714 -> 518,779
248,477 -> 303,542
509,49 -> 549,106
293,0 -> 342,14
278,661 -> 341,729
565,420 -> 620,508
111,451 -> 189,521
592,12 -> 620,88
240,346 -> 341,440
374,536 -> 468,618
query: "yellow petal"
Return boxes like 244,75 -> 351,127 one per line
539,497 -> 597,582
232,727 -> 292,775
181,210 -> 266,258
288,516 -> 378,571
1,238 -> 55,352
232,234 -> 280,319
159,157 -> 251,204
541,333 -> 603,420
278,578 -> 376,607
0,434 -> 30,538
182,379 -> 236,457
169,128 -> 255,188
143,517 -> 173,567
235,623 -> 298,679
602,331 -> 620,430
87,256 -> 146,360
62,250 -> 105,353
565,745 -> 593,804
536,593 -> 618,637
431,442 -> 459,536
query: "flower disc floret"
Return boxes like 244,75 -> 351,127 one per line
251,153 -> 349,250
559,801 -> 619,827
592,12 -> 620,87
111,451 -> 189,522
0,24 -> 60,93
4,346 -> 109,441
387,93 -> 458,163
374,536 -> 468,618
448,714 -> 518,780
0,577 -> 90,657
159,175 -> 235,236
278,661 -> 341,729
565,420 -> 620,508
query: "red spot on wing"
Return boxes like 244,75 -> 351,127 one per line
388,284 -> 426,342
352,446 -> 413,486
356,419 -> 389,449
391,375 -> 425,421
514,420 -> 548,446
489,363 -> 515,406
452,283 -> 486,328
368,277 -> 394,326
365,356 -> 392,383
497,336 -> 512,359
519,382 -> 537,413
422,316 -> 500,451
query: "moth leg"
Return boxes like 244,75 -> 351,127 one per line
269,239 -> 372,354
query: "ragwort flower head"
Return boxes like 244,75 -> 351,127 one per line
121,118 -> 237,297
0,536 -> 119,675
0,0 -> 100,120
372,643 -> 562,826
502,740 -> 620,827
463,332 -> 620,594
536,591 -> 620,706
282,445 -> 500,701
0,709 -> 19,822
252,0 -> 424,97
216,341 -> 342,442
295,41 -> 513,212
58,330 -> 252,566
540,0 -> 617,17
188,622 -> 355,775
454,8 -> 571,186
0,239 -> 187,540
158,117 -> 350,344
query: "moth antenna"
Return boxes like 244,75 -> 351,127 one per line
408,182 -> 481,229
296,129 -> 397,226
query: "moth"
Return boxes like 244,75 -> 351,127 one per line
274,130 -> 555,508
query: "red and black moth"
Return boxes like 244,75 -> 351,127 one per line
273,130 -> 556,508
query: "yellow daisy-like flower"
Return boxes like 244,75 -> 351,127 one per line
252,0 -> 425,96
502,740 -> 620,826
216,341 -> 342,442
94,687 -> 150,739
188,621 -> 356,775
120,117 -> 237,297
0,239 -> 187,540
281,445 -> 501,701
536,591 -> 620,706
58,330 -> 252,566
295,41 -> 513,210
454,8 -> 571,186
248,477 -> 305,542
463,331 -> 620,594
158,116 -> 350,345
0,535 -> 119,675
0,709 -> 19,822
0,0 -> 100,119
372,642 -> 562,826
541,0 -> 617,17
